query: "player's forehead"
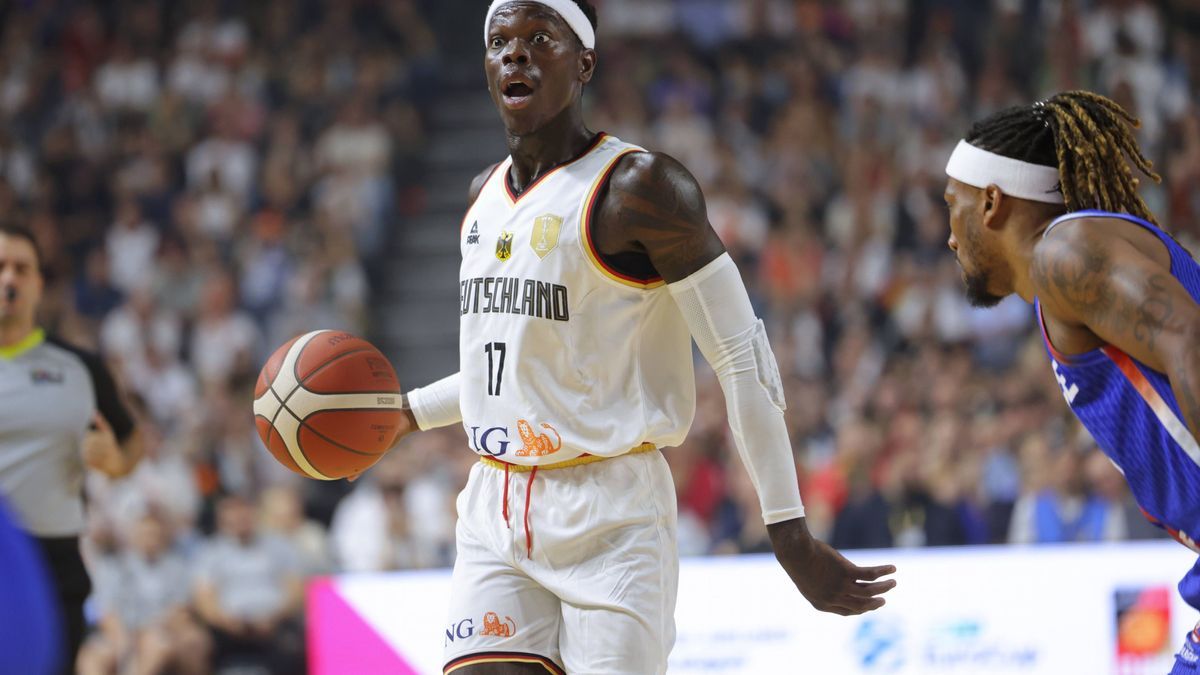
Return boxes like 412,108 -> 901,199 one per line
944,177 -> 979,201
489,2 -> 571,34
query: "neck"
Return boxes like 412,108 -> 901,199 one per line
0,320 -> 37,349
1010,212 -> 1059,303
505,105 -> 594,193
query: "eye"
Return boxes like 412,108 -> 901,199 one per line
489,36 -> 504,49
532,33 -> 550,45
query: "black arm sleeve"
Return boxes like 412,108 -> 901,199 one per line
49,337 -> 136,442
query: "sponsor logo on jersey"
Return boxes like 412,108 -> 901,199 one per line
466,419 -> 562,457
468,424 -> 511,456
460,276 -> 569,322
530,214 -> 562,259
30,368 -> 63,385
480,612 -> 517,638
445,618 -> 475,645
514,419 -> 561,456
496,231 -> 514,260
466,221 -> 480,245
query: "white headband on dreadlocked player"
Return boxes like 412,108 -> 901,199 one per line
484,0 -> 595,49
945,140 -> 1063,204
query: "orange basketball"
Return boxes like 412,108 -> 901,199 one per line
252,330 -> 404,480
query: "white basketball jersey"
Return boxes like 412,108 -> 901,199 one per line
458,133 -> 695,466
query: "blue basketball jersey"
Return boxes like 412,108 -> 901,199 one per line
1035,209 -> 1200,604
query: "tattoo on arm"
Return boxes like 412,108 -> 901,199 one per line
1032,235 -> 1179,355
1133,275 -> 1175,352
601,153 -> 725,283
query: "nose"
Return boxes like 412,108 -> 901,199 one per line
502,39 -> 529,66
947,233 -> 958,252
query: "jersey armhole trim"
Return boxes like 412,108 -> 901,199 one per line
579,149 -> 666,290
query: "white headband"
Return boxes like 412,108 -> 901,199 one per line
945,140 -> 1063,204
484,0 -> 595,49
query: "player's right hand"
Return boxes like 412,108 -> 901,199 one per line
767,516 -> 897,615
347,407 -> 418,483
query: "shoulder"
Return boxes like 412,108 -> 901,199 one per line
605,151 -> 705,205
43,336 -> 106,379
468,162 -> 503,205
1030,217 -> 1136,295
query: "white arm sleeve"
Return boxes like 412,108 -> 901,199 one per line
668,253 -> 805,524
405,372 -> 462,431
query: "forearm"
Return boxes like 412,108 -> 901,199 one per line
404,372 -> 462,430
669,254 -> 804,524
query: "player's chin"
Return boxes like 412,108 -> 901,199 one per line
962,273 -> 1006,308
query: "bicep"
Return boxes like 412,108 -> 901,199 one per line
1033,234 -> 1200,372
601,152 -> 725,283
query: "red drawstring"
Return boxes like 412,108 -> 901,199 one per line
502,464 -> 511,527
524,466 -> 538,557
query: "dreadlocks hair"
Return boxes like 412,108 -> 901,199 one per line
964,90 -> 1161,224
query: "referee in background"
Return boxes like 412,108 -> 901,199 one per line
0,224 -> 142,674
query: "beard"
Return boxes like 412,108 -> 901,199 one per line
962,268 -> 1006,308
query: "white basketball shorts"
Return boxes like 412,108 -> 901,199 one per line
442,449 -> 679,674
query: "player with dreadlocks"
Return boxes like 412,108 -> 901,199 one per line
944,90 -> 1200,673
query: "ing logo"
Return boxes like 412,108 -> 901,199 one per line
480,612 -> 517,638
496,231 -> 514,260
514,419 -> 561,457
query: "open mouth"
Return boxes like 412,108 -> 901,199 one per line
504,82 -> 534,97
500,76 -> 537,108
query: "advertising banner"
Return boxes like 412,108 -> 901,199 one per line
307,541 -> 1195,674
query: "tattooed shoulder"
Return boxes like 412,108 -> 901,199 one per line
1029,223 -> 1115,322
598,151 -> 726,283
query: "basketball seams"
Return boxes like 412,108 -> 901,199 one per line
275,346 -> 379,412
273,406 -> 332,479
295,410 -> 395,457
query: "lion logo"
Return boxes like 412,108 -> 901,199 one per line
513,419 -> 562,457
480,611 -> 516,638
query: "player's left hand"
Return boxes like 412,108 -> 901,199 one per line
82,412 -> 129,479
768,517 -> 897,615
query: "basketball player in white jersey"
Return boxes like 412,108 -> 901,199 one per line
387,2 -> 897,672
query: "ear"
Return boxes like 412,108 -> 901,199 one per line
579,48 -> 597,85
981,184 -> 1008,231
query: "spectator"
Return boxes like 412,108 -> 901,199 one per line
193,495 -> 304,674
1009,447 -> 1123,544
77,511 -> 209,675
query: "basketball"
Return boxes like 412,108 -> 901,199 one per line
252,330 -> 404,480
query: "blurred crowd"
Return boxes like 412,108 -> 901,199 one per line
1,0 -> 1196,672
